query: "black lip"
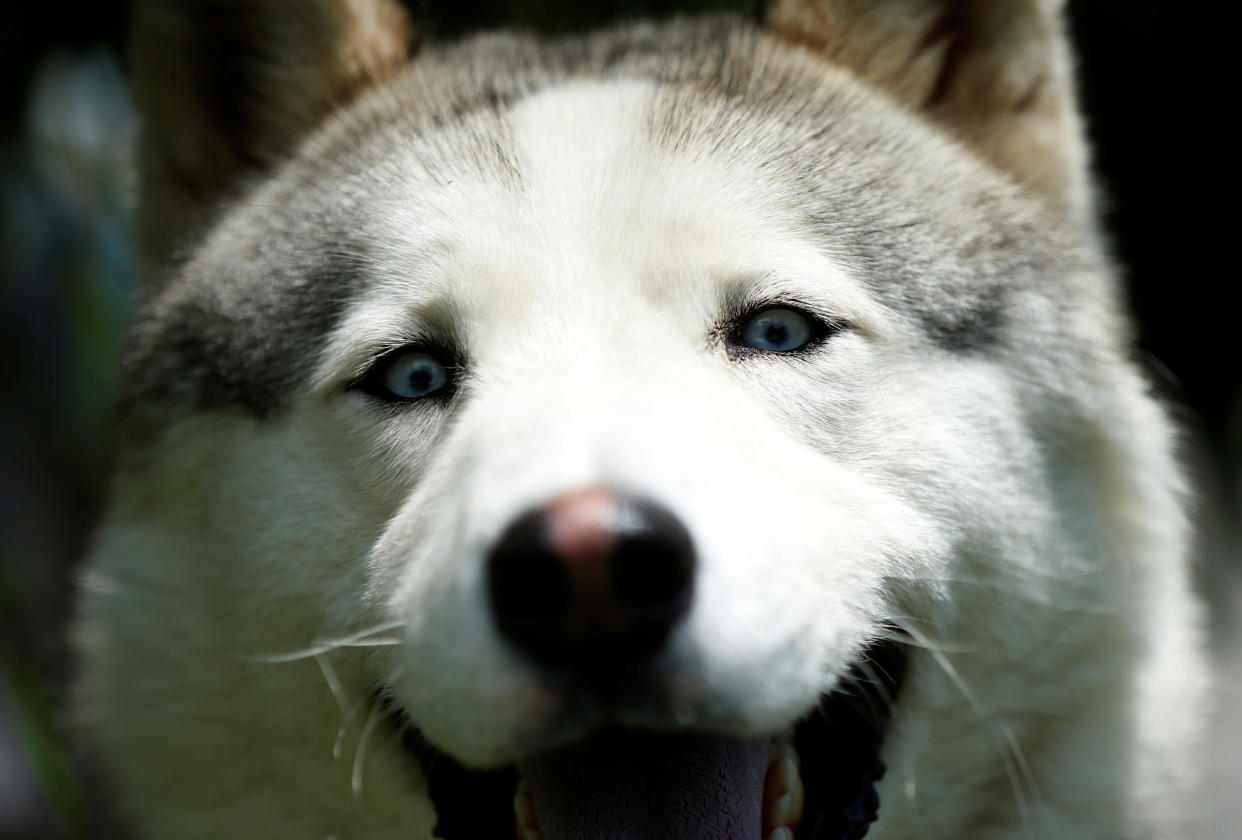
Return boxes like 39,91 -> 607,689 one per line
381,693 -> 519,840
383,639 -> 906,840
793,640 -> 907,840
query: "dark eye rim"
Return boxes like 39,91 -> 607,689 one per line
722,302 -> 848,360
349,342 -> 463,405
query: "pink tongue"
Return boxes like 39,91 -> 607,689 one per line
523,732 -> 770,840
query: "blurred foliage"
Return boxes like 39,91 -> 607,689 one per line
1,47 -> 134,839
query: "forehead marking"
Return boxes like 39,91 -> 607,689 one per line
506,80 -> 656,238
508,80 -> 655,189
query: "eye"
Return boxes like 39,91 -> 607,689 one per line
735,307 -> 822,353
357,347 -> 453,402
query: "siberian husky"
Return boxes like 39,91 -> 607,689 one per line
74,1 -> 1208,838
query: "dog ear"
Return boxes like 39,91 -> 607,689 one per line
130,0 -> 416,266
763,0 -> 1091,223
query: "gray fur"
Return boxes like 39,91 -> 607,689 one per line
122,18 -> 1099,431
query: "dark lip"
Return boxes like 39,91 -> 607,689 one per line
792,640 -> 906,840
381,639 -> 906,840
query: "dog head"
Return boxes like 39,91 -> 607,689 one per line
77,2 -> 1186,838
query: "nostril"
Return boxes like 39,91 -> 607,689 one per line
611,500 -> 695,616
488,511 -> 571,630
613,548 -> 686,607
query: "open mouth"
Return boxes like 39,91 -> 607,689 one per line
387,641 -> 905,840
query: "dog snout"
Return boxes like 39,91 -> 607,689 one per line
487,488 -> 695,692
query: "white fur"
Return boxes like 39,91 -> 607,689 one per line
77,72 -> 1206,840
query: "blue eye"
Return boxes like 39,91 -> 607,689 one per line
737,308 -> 819,352
359,348 -> 452,402
382,351 -> 448,399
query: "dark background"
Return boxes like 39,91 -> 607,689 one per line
2,1 -> 1237,837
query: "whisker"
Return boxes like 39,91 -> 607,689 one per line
882,573 -> 1119,616
247,638 -> 403,663
875,620 -> 978,654
312,652 -> 371,762
352,698 -> 386,805
853,659 -> 893,721
333,692 -> 373,761
314,653 -> 351,718
889,616 -> 1044,830
243,621 -> 406,663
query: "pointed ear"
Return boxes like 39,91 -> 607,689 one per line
130,0 -> 416,265
763,0 -> 1091,222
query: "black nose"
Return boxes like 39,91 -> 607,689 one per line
487,488 -> 696,692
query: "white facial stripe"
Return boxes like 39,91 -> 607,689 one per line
507,79 -> 657,223
321,80 -> 888,388
503,80 -> 882,328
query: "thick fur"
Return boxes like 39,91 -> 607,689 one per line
76,2 -> 1207,838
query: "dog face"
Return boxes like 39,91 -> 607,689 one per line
76,3 -> 1203,839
